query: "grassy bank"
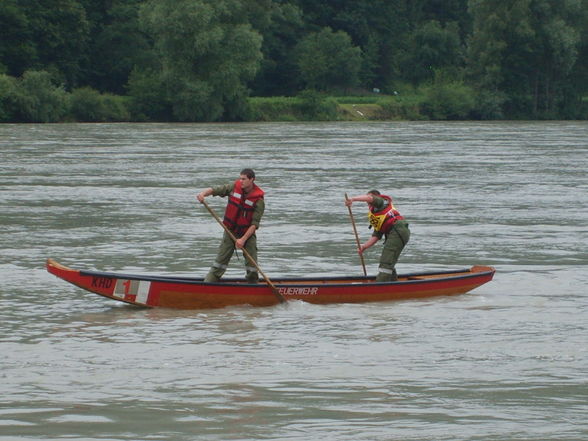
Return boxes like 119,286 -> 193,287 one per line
248,93 -> 427,122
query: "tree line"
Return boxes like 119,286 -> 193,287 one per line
1,0 -> 587,122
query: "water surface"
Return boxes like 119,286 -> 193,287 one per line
1,121 -> 587,440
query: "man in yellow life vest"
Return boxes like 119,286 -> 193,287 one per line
197,168 -> 265,283
345,190 -> 410,282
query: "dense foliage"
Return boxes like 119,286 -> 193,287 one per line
1,0 -> 587,121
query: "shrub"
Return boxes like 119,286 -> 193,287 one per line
70,87 -> 103,121
0,74 -> 19,122
14,71 -> 69,122
247,96 -> 300,121
295,28 -> 362,92
473,90 -> 506,120
127,68 -> 172,121
421,81 -> 476,120
101,94 -> 130,121
248,93 -> 337,121
297,89 -> 338,120
379,95 -> 427,120
70,87 -> 130,121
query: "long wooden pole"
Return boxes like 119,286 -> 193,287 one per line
345,193 -> 367,276
200,199 -> 286,304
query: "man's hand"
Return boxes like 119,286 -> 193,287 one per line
196,187 -> 213,203
235,237 -> 246,249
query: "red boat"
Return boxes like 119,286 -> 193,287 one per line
46,258 -> 495,309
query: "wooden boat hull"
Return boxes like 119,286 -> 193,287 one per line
46,259 -> 495,309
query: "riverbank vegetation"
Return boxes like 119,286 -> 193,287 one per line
1,0 -> 587,123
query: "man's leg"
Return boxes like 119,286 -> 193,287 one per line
243,235 -> 259,283
204,231 -> 235,282
376,222 -> 410,282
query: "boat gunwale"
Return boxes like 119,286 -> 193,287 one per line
75,266 -> 495,288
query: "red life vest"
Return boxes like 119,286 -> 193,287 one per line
368,195 -> 404,233
223,179 -> 265,237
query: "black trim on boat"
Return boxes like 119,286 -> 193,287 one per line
77,267 -> 488,288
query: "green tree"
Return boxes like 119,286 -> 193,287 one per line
422,0 -> 471,34
468,0 -> 538,116
0,0 -> 35,77
134,0 -> 263,121
359,33 -> 380,88
0,74 -> 19,121
127,68 -> 172,121
13,70 -> 69,122
20,0 -> 90,88
289,0 -> 471,91
568,0 -> 588,116
364,1 -> 423,92
528,0 -> 581,116
403,20 -> 464,84
250,2 -> 305,96
297,89 -> 338,119
295,27 -> 362,92
421,71 -> 476,119
69,87 -> 130,122
468,0 -> 582,118
82,0 -> 150,94
290,1 -> 416,91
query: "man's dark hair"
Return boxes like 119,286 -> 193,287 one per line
368,189 -> 380,196
240,168 -> 255,179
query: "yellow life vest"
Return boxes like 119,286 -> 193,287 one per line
367,195 -> 404,232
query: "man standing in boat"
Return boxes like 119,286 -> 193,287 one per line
345,190 -> 410,281
196,168 -> 265,283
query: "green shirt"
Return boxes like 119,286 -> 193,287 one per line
211,183 -> 265,228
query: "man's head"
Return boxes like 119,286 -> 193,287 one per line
240,168 -> 255,179
239,168 -> 256,192
366,189 -> 380,207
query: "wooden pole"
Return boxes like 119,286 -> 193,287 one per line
200,199 -> 286,304
345,193 -> 367,276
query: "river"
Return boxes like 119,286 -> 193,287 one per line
1,121 -> 586,440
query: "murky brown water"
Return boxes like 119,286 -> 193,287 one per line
1,121 -> 587,440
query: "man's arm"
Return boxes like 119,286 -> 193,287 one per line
345,194 -> 374,206
235,225 -> 257,249
196,183 -> 234,202
235,199 -> 264,248
359,235 -> 380,254
250,198 -> 265,229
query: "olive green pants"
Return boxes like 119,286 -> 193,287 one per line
204,231 -> 259,283
376,220 -> 410,282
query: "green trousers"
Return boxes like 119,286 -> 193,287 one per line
204,231 -> 259,283
376,220 -> 410,282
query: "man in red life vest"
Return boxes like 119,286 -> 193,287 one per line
345,189 -> 410,281
196,168 -> 265,283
